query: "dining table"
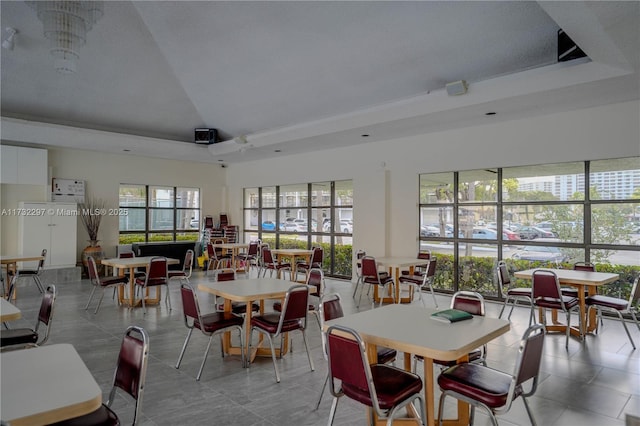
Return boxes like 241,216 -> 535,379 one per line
271,248 -> 313,282
1,253 -> 46,299
373,256 -> 423,303
325,304 -> 510,426
197,277 -> 315,365
1,343 -> 102,426
101,256 -> 180,307
1,297 -> 21,322
211,242 -> 249,272
514,268 -> 619,337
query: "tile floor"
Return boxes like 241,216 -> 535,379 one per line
4,268 -> 639,426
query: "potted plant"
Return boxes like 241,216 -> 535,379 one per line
79,197 -> 105,275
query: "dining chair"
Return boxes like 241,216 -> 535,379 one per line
118,250 -> 146,280
204,215 -> 215,229
214,269 -> 259,315
249,284 -> 314,383
561,261 -> 596,297
1,285 -> 56,351
436,323 -> 546,426
413,291 -> 486,372
84,256 -> 128,314
296,246 -> 323,281
351,249 -> 367,299
273,268 -> 325,328
7,248 -> 47,299
168,249 -> 194,285
585,275 -> 640,350
314,293 -> 397,410
176,283 -> 245,381
497,260 -> 534,324
398,257 -> 438,308
206,242 -> 223,274
237,240 -> 260,274
260,246 -> 291,280
359,256 -> 395,308
50,325 -> 150,426
213,238 -> 234,268
401,249 -> 431,275
134,256 -> 169,314
532,269 -> 581,348
326,324 -> 426,426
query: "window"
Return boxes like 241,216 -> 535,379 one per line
243,180 -> 353,278
419,157 -> 640,299
119,184 -> 200,244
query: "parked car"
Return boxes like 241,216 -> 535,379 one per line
503,229 -> 521,240
516,226 -> 555,240
293,218 -> 317,232
261,220 -> 276,230
189,218 -> 199,229
280,221 -> 298,231
339,220 -> 353,233
472,227 -> 498,239
511,246 -> 568,262
420,225 -> 440,237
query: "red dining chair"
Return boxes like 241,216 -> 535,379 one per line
497,260 -> 534,324
398,257 -> 438,308
401,249 -> 431,275
176,283 -> 245,380
168,249 -> 194,285
585,275 -> 640,350
134,256 -> 169,314
118,250 -> 146,280
7,248 -> 47,299
437,323 -> 546,426
532,269 -> 581,348
351,249 -> 367,299
84,256 -> 128,314
326,324 -> 426,426
249,284 -> 314,383
273,267 -> 325,326
1,285 -> 56,350
314,293 -> 397,410
561,261 -> 595,297
237,240 -> 260,274
260,246 -> 291,280
214,269 -> 259,315
359,256 -> 395,308
296,246 -> 324,280
51,326 -> 150,426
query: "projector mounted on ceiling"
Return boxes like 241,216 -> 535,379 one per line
194,128 -> 218,144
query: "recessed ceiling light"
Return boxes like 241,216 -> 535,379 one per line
218,159 -> 224,162
123,149 -> 130,152
274,149 -> 281,153
361,134 -> 370,137
485,112 -> 497,116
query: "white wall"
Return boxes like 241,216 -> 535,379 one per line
226,101 -> 640,262
0,148 -> 225,261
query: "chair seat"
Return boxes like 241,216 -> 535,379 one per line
377,347 -> 397,365
297,262 -> 321,271
49,403 -> 119,426
196,312 -> 244,333
124,271 -> 146,279
217,302 -> 260,314
398,274 -> 424,285
506,287 -> 532,297
415,349 -> 482,366
561,287 -> 589,297
15,269 -> 38,275
135,277 -> 168,287
535,296 -> 578,310
437,363 -> 515,409
99,276 -> 129,287
364,275 -> 394,286
0,328 -> 38,347
585,294 -> 628,310
342,364 -> 423,410
167,271 -> 187,279
251,313 -> 302,334
273,301 -> 315,312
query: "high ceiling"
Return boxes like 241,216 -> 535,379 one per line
1,1 -> 638,164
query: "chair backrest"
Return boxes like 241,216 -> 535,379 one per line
204,216 -> 214,229
34,285 -> 56,345
277,285 -> 310,332
450,290 -> 485,316
497,260 -> 511,292
119,250 -> 135,259
573,262 -> 596,272
361,256 -> 379,279
318,293 -> 344,358
327,325 -> 381,411
417,250 -> 431,260
206,242 -> 218,261
247,240 -> 260,257
179,283 -> 204,328
262,246 -> 275,265
306,268 -> 325,298
355,250 -> 366,276
216,270 -> 236,281
182,249 -> 194,276
219,213 -> 229,228
628,275 -> 640,308
36,249 -> 47,271
87,255 -> 100,283
532,269 -> 562,301
144,257 -> 168,286
510,323 -> 546,402
425,256 -> 437,278
107,325 -> 150,426
311,246 -> 324,264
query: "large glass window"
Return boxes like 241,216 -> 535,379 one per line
119,184 -> 200,243
419,157 -> 640,300
243,180 -> 353,278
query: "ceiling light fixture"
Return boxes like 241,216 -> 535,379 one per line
28,1 -> 104,74
445,80 -> 468,96
2,27 -> 17,50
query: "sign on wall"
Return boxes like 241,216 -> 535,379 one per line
52,178 -> 85,203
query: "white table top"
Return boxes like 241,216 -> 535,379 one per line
514,268 -> 619,286
1,344 -> 102,426
326,304 -> 510,361
0,297 -> 21,321
102,256 -> 179,268
198,277 -> 306,302
375,256 -> 425,268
